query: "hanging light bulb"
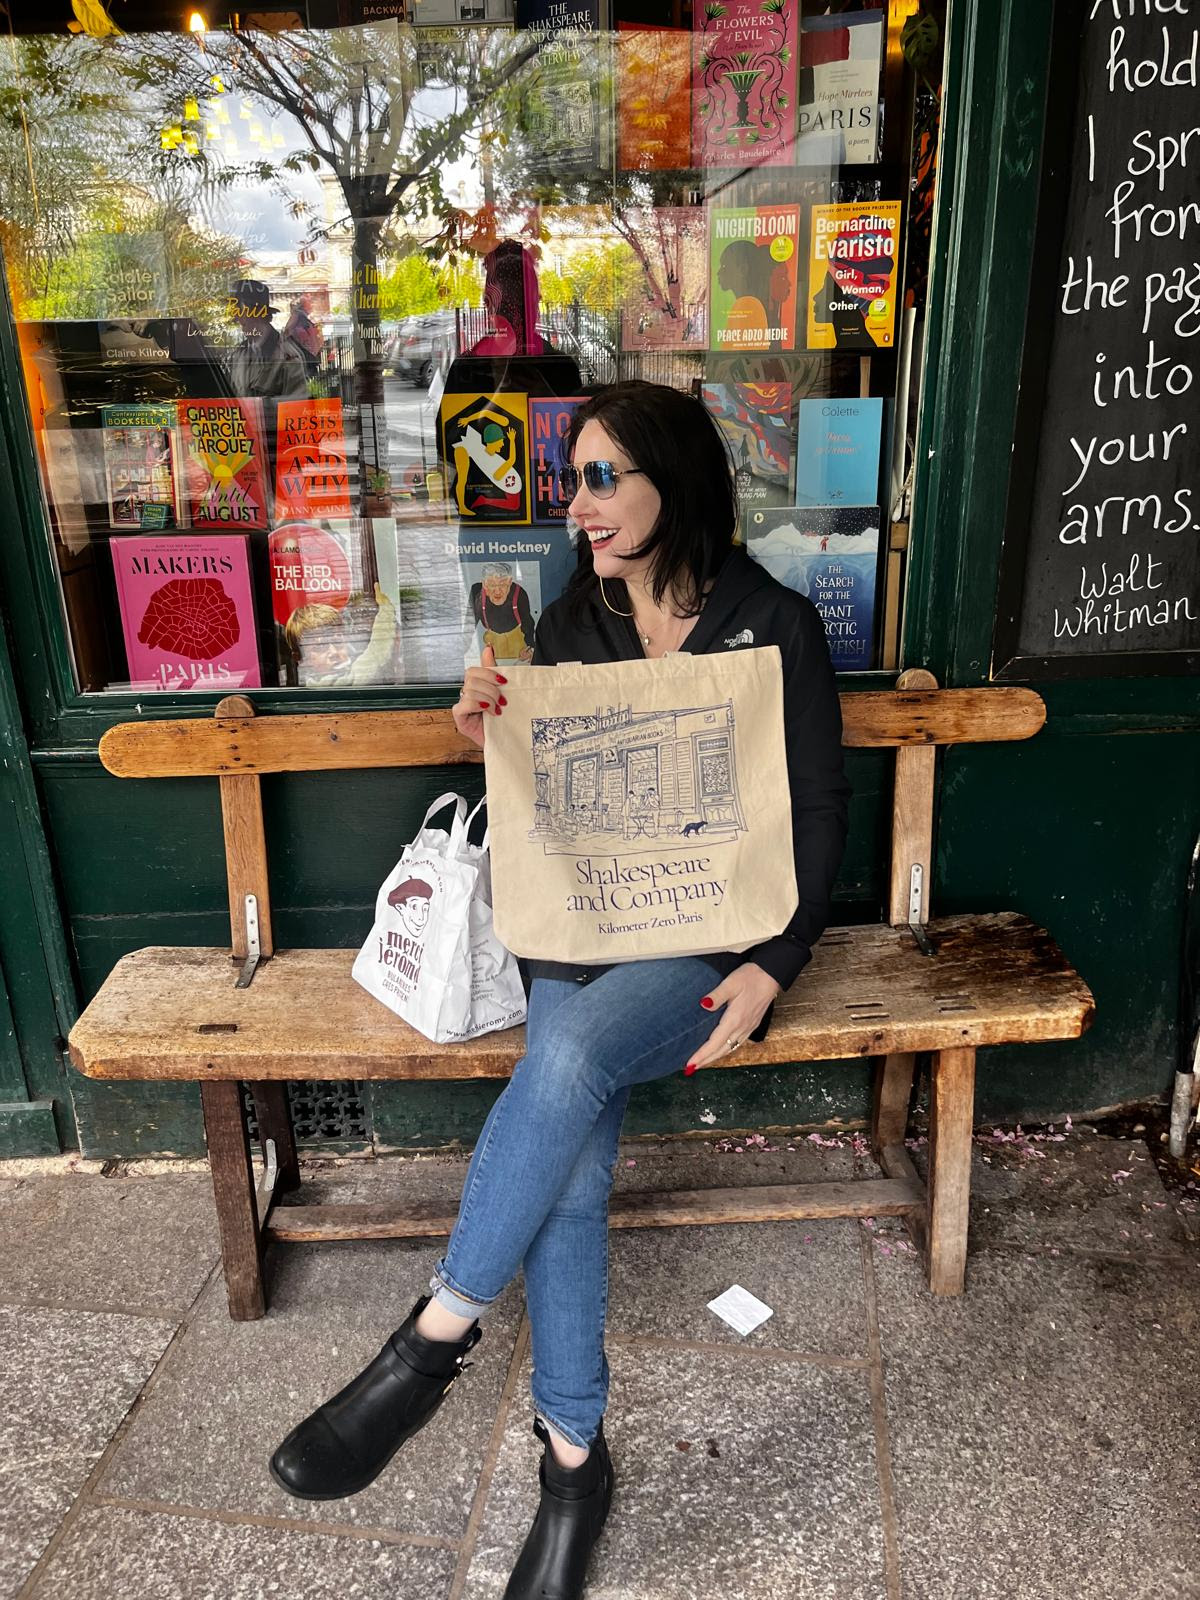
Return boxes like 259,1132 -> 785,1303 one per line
187,11 -> 207,31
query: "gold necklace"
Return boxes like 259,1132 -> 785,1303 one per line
599,577 -> 652,646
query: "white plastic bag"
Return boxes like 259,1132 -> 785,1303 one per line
351,792 -> 526,1043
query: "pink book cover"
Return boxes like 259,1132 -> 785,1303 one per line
111,535 -> 262,691
693,0 -> 798,168
177,397 -> 270,531
619,206 -> 709,351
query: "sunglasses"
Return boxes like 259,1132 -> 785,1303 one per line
557,461 -> 646,501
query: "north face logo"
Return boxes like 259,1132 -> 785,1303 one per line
724,628 -> 754,648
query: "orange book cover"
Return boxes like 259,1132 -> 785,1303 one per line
617,25 -> 691,172
275,398 -> 353,520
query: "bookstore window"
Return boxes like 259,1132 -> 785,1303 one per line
1,1 -> 943,694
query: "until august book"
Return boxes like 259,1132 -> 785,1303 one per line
177,397 -> 270,530
111,534 -> 262,690
440,390 -> 532,524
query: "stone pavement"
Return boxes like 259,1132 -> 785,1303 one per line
1,1125 -> 1197,1600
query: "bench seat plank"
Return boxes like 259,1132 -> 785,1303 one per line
264,1176 -> 926,1244
69,911 -> 1094,1083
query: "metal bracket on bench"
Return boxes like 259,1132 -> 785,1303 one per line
235,894 -> 262,989
907,865 -> 936,958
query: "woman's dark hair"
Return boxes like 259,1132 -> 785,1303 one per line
564,380 -> 737,617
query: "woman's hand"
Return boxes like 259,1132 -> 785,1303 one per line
684,962 -> 781,1073
451,644 -> 507,750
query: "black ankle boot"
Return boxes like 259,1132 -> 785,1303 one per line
269,1295 -> 481,1501
502,1418 -> 615,1600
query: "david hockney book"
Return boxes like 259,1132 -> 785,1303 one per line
617,25 -> 691,171
177,398 -> 269,530
794,398 -> 882,506
101,403 -> 182,531
701,382 -> 793,509
710,205 -> 801,353
692,0 -> 798,167
275,399 -> 353,520
110,535 -> 262,690
530,396 -> 587,522
620,207 -> 708,351
516,0 -> 605,175
745,505 -> 879,670
795,9 -> 884,165
807,200 -> 901,351
440,390 -> 532,524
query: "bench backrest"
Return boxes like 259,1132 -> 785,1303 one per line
98,672 -> 1045,960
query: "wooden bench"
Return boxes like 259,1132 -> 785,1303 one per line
68,671 -> 1094,1319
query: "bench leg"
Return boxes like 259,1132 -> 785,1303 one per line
871,1050 -> 916,1158
200,1080 -> 266,1321
925,1047 -> 976,1296
249,1081 -> 301,1195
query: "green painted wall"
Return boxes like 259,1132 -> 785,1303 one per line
0,0 -> 1195,1158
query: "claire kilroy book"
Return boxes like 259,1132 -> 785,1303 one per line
794,397 -> 882,506
692,0 -> 798,167
701,382 -> 793,509
746,505 -> 879,670
101,403 -> 182,530
795,9 -> 884,165
710,205 -> 801,353
807,200 -> 902,351
177,398 -> 270,530
275,398 -> 353,520
110,534 -> 262,691
530,396 -> 587,522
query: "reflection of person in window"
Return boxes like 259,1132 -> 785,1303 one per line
716,240 -> 786,351
468,239 -> 555,358
282,585 -> 397,686
469,562 -> 534,662
224,278 -> 310,400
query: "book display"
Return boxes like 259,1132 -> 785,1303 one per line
10,0 -> 922,691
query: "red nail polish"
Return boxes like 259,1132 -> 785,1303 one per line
700,997 -> 714,1009
498,695 -> 507,706
684,1063 -> 697,1076
495,675 -> 508,684
478,700 -> 489,709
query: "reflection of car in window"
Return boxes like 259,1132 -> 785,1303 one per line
386,313 -> 458,386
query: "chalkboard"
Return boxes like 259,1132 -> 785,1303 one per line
993,0 -> 1200,679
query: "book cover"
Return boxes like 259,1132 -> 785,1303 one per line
457,525 -> 576,667
268,522 -> 354,628
701,381 -> 793,509
745,505 -> 879,670
530,396 -> 587,522
807,200 -> 901,351
692,0 -> 798,168
110,534 -> 262,690
101,403 -> 182,531
794,397 -> 882,506
619,206 -> 708,351
409,0 -> 513,23
440,390 -> 532,524
275,398 -> 353,520
177,398 -> 270,530
710,205 -> 801,353
516,0 -> 606,175
617,24 -> 691,171
795,9 -> 884,165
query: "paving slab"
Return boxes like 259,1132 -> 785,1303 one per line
97,1239 -> 522,1542
905,1130 -> 1191,1257
874,1246 -> 1200,1600
0,1304 -> 175,1596
608,1219 -> 869,1357
463,1345 -> 888,1600
0,1173 -> 219,1314
29,1503 -> 458,1600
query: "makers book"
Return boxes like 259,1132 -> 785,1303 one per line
745,505 -> 880,671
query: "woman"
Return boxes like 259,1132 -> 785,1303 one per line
269,381 -> 850,1599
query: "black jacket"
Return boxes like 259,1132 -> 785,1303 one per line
529,546 -> 851,995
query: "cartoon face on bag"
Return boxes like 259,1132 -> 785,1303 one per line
388,876 -> 434,941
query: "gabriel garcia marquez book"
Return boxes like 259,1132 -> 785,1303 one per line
101,403 -> 182,530
807,200 -> 902,351
692,0 -> 798,167
710,204 -> 800,353
110,534 -> 261,690
177,398 -> 269,530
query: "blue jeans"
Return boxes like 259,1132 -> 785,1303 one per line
430,958 -> 719,1450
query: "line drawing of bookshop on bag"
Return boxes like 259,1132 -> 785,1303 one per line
530,702 -> 746,855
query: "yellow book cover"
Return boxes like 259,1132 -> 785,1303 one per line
806,200 -> 902,351
439,391 -> 532,525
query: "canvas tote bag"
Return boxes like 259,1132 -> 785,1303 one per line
485,648 -> 798,964
352,793 -> 527,1042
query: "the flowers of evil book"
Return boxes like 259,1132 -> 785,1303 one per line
692,0 -> 798,167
